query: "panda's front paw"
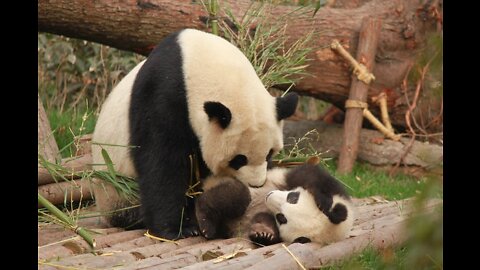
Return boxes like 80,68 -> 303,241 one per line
147,228 -> 182,241
182,224 -> 201,237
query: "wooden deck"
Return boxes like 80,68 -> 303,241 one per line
38,197 -> 442,269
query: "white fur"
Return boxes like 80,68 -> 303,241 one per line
179,29 -> 284,187
91,60 -> 146,214
266,188 -> 354,244
91,60 -> 146,176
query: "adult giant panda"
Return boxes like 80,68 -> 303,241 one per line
91,28 -> 299,240
195,164 -> 354,245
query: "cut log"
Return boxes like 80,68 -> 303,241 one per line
37,0 -> 443,131
283,120 -> 443,168
38,95 -> 60,163
38,179 -> 93,208
337,17 -> 382,174
38,153 -> 92,186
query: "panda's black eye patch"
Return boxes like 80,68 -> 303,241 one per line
229,155 -> 248,170
266,149 -> 274,161
275,213 -> 288,224
286,191 -> 300,204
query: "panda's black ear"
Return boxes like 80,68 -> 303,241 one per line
276,92 -> 299,121
204,101 -> 232,129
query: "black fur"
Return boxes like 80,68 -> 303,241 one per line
109,201 -> 144,230
286,191 -> 300,204
129,30 -> 210,240
275,213 -> 288,224
285,164 -> 350,225
328,203 -> 348,224
195,178 -> 251,239
292,236 -> 311,244
229,154 -> 248,170
276,93 -> 299,121
249,212 -> 281,246
266,149 -> 274,169
204,101 -> 232,129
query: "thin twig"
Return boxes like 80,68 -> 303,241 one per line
391,55 -> 435,175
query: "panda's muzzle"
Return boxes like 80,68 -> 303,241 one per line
265,191 -> 274,202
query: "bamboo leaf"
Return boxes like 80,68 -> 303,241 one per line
101,148 -> 117,180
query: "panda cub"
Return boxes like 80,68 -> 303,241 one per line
195,164 -> 354,245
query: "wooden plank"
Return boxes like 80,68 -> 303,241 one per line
180,243 -> 283,270
48,237 -> 206,269
38,229 -> 145,261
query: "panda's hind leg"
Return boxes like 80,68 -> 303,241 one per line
249,212 -> 280,246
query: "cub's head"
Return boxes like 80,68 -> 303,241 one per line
264,164 -> 354,244
201,93 -> 298,187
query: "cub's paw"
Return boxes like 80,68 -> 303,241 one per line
197,217 -> 217,239
249,223 -> 280,246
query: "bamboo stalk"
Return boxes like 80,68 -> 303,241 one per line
273,155 -> 320,166
38,193 -> 96,248
373,92 -> 394,132
363,108 -> 401,141
331,39 -> 375,84
210,0 -> 219,36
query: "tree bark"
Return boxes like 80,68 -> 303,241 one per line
283,120 -> 443,168
38,0 -> 442,130
38,179 -> 93,208
337,17 -> 382,174
38,95 -> 60,163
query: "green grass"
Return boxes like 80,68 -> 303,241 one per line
47,107 -> 96,158
321,160 -> 442,201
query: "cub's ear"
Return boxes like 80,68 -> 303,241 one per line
276,92 -> 299,121
204,101 -> 232,129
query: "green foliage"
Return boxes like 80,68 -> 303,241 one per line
47,106 -> 96,158
217,2 -> 316,90
38,33 -> 145,113
38,33 -> 144,157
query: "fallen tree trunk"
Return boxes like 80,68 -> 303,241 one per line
38,0 -> 442,130
283,120 -> 443,168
